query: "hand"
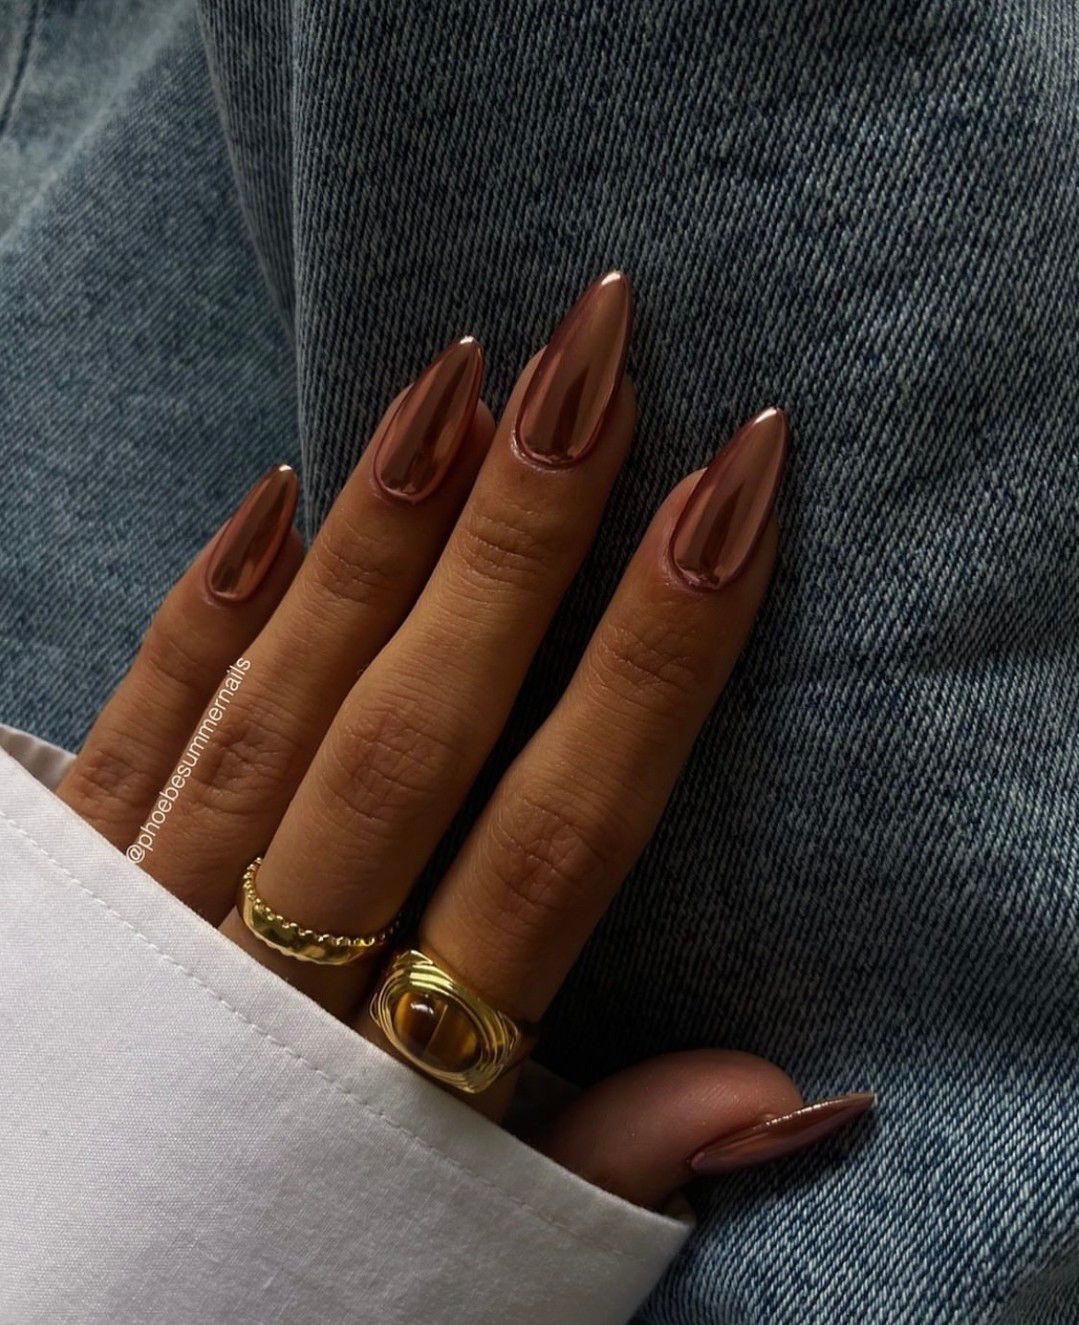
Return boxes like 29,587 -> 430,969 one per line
57,272 -> 871,1210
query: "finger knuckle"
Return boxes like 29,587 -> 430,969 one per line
592,615 -> 707,714
453,497 -> 561,595
482,784 -> 624,929
140,606 -> 214,698
305,512 -> 398,612
61,741 -> 158,823
183,698 -> 301,814
322,698 -> 454,837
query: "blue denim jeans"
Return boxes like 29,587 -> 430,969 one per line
1,1 -> 1075,1320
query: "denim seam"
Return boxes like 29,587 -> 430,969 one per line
0,803 -> 654,1264
0,0 -> 40,141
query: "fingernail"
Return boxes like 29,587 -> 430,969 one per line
374,337 -> 485,503
669,406 -> 790,591
513,270 -> 633,467
689,1092 -> 875,1175
205,464 -> 299,603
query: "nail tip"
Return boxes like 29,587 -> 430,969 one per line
569,269 -> 633,339
268,463 -> 301,514
453,332 -> 484,358
843,1090 -> 877,1116
743,403 -> 791,485
748,404 -> 791,443
686,1091 -> 876,1176
803,1090 -> 877,1125
452,336 -> 486,395
595,268 -> 634,325
259,461 -> 298,488
434,334 -> 485,380
599,266 -> 633,296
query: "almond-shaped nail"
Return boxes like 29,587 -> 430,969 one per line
689,1092 -> 875,1175
513,270 -> 633,467
669,406 -> 790,591
205,464 -> 299,603
374,337 -> 485,503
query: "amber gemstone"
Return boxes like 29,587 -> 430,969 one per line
390,990 -> 482,1074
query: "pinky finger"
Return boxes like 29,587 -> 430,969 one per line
57,465 -> 303,848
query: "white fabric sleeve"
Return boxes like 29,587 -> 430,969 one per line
0,727 -> 691,1325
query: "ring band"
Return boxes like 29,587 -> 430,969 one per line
370,948 -> 538,1094
238,857 -> 399,966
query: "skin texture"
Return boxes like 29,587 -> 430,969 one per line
55,497 -> 305,848
60,275 -> 871,1209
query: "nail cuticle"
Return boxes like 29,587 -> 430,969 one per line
508,422 -> 590,473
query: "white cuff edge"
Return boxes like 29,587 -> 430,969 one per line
0,724 -> 693,1275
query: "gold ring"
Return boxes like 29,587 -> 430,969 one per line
237,857 -> 399,965
370,948 -> 538,1094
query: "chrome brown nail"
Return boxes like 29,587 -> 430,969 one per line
513,270 -> 633,466
204,464 -> 299,603
689,1092 -> 875,1175
668,406 -> 790,591
373,337 -> 485,503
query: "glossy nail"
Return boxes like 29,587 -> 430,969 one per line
205,464 -> 299,603
513,270 -> 633,466
374,337 -> 485,503
669,406 -> 790,591
689,1092 -> 875,1175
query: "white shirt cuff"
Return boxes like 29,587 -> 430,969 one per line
0,726 -> 690,1324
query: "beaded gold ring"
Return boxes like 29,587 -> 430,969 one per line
237,857 -> 399,966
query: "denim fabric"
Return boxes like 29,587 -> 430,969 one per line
0,0 -> 297,742
1,2 -> 1077,1322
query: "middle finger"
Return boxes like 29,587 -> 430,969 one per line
380,406 -> 788,1120
225,272 -> 635,1010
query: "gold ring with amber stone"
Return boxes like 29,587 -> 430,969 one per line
370,949 -> 538,1094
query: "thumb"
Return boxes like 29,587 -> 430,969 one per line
534,1050 -> 873,1210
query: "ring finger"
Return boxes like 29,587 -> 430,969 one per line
377,406 -> 789,1117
